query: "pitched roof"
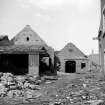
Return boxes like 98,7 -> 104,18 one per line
58,42 -> 87,59
11,25 -> 47,46
0,36 -> 13,46
0,26 -> 52,53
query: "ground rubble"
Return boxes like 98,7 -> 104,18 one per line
0,72 -> 105,105
0,72 -> 45,104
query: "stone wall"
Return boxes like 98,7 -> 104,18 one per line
60,59 -> 88,73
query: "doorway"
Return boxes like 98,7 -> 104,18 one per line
65,61 -> 76,73
39,54 -> 51,76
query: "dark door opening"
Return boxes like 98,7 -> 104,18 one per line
0,54 -> 28,75
65,61 -> 76,73
39,54 -> 51,76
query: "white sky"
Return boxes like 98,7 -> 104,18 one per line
0,0 -> 100,55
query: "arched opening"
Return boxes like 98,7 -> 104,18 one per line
65,60 -> 76,73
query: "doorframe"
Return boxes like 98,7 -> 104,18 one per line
65,60 -> 76,73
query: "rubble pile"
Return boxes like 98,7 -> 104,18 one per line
0,72 -> 43,104
39,74 -> 105,105
0,72 -> 105,105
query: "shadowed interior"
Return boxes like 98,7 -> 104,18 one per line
65,61 -> 76,73
0,54 -> 28,75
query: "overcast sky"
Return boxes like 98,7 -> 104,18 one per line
0,0 -> 100,55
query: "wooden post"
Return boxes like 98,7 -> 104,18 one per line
100,38 -> 105,74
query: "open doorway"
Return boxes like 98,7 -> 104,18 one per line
39,54 -> 51,76
0,54 -> 28,75
65,61 -> 76,73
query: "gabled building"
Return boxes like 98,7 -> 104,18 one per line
56,43 -> 88,73
0,25 -> 56,76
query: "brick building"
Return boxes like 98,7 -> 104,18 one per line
56,43 -> 89,73
0,25 -> 56,76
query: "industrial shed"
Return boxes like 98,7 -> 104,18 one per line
56,43 -> 89,73
0,25 -> 56,76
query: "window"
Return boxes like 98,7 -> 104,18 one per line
81,63 -> 86,69
26,37 -> 29,41
68,49 -> 73,52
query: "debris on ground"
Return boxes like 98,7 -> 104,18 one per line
0,72 -> 105,105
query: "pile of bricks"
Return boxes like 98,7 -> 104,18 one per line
0,72 -> 43,104
0,72 -> 105,105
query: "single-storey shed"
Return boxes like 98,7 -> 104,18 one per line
57,43 -> 89,73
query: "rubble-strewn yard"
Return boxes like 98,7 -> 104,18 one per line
0,71 -> 105,105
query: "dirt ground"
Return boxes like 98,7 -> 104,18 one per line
0,71 -> 105,105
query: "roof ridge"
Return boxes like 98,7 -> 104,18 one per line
11,25 -> 47,46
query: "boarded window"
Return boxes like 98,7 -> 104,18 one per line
81,63 -> 86,69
